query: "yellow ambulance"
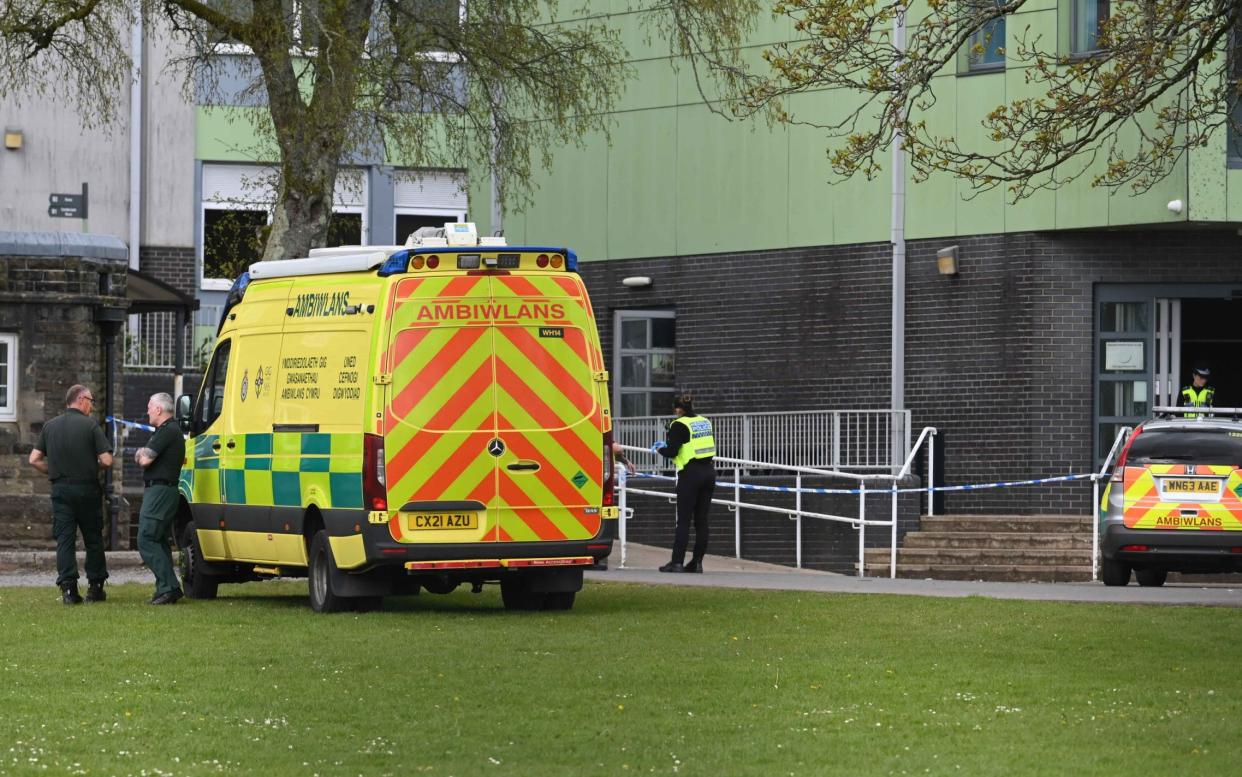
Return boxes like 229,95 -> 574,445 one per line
174,224 -> 618,612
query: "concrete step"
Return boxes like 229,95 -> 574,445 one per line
918,515 -> 1093,533
865,547 -> 1091,567
904,532 -> 1091,550
861,561 -> 1093,583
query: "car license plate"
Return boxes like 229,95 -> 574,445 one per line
407,512 -> 478,530
1161,478 -> 1219,496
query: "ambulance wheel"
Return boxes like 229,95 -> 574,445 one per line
1101,557 -> 1131,587
1135,568 -> 1168,587
308,530 -> 349,613
180,523 -> 218,600
542,591 -> 576,611
500,578 -> 545,611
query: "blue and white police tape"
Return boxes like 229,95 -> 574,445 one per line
624,471 -> 1096,496
106,415 -> 155,432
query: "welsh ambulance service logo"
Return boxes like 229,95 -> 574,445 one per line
254,364 -> 266,398
240,369 -> 249,402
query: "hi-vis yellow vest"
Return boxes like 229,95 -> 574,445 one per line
1181,386 -> 1215,418
671,415 -> 716,471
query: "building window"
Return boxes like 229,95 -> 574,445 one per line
1071,0 -> 1109,54
1230,25 -> 1242,165
203,208 -> 268,283
967,13 -> 1005,71
0,333 -> 16,422
396,211 -> 465,244
613,311 -> 676,418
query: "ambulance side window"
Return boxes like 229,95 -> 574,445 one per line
196,339 -> 232,434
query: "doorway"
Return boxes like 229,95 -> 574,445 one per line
1095,285 -> 1242,465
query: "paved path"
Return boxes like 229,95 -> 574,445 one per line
4,546 -> 1240,606
588,543 -> 1242,608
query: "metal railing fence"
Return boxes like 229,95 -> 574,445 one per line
615,427 -> 937,577
613,409 -> 911,473
124,305 -> 221,370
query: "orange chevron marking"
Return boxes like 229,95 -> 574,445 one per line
494,371 -> 601,477
416,430 -> 496,501
498,327 -> 594,417
499,477 -> 567,540
388,326 -> 487,419
386,363 -> 494,486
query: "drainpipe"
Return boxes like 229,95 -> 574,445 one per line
890,5 -> 907,471
129,3 -> 142,272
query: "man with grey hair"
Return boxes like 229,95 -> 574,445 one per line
28,384 -> 113,604
135,392 -> 185,604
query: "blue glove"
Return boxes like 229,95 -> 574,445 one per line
649,441 -> 667,455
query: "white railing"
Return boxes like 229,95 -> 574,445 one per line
124,305 -> 221,370
613,409 -> 911,473
615,427 -> 937,578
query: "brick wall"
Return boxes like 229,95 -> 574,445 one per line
580,228 -> 1242,531
139,246 -> 197,296
0,252 -> 128,548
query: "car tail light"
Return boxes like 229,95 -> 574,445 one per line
363,433 -> 387,511
1120,544 -> 1150,552
1110,425 -> 1143,483
602,430 -> 616,507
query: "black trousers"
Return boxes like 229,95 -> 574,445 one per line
50,482 -> 108,587
672,460 -> 716,564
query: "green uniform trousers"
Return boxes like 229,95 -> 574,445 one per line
137,485 -> 182,597
50,482 -> 109,587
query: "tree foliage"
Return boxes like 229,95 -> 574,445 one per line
0,0 -> 759,259
713,0 -> 1242,200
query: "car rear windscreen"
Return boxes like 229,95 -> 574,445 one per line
1127,429 -> 1242,466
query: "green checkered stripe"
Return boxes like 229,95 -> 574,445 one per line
183,433 -> 364,509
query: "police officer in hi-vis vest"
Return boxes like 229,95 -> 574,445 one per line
650,393 -> 716,573
1179,365 -> 1215,418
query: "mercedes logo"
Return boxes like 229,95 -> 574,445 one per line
487,438 -> 506,457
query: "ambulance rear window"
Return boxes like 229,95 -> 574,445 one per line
1128,430 -> 1242,467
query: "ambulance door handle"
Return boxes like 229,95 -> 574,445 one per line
225,440 -> 236,450
211,441 -> 222,452
506,461 -> 540,472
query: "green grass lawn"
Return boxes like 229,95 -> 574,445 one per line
0,581 -> 1238,776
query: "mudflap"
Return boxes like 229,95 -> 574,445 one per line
526,567 -> 584,594
329,565 -> 402,598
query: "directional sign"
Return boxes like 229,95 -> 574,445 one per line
48,183 -> 88,219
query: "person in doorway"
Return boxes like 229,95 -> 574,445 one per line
612,441 -> 637,477
1179,365 -> 1215,418
134,392 -> 186,605
651,393 -> 716,573
27,384 -> 113,604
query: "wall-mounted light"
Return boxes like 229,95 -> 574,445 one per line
1167,199 -> 1184,214
3,129 -> 21,151
936,245 -> 959,276
621,276 -> 652,288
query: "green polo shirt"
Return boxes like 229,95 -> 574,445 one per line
34,408 -> 112,482
144,419 -> 186,484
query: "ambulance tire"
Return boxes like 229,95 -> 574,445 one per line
1101,557 -> 1131,587
308,530 -> 350,613
542,591 -> 576,611
500,578 -> 546,611
180,523 -> 219,600
1135,568 -> 1168,587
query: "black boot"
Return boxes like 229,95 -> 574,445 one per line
61,584 -> 83,605
85,583 -> 106,603
683,559 -> 703,573
658,561 -> 685,573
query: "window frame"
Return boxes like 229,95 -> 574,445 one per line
966,15 -> 1006,72
0,333 -> 17,422
612,310 -> 676,418
1069,0 -> 1109,56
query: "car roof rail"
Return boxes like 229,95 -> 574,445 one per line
1151,406 -> 1242,420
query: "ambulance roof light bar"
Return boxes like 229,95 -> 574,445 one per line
405,222 -> 507,249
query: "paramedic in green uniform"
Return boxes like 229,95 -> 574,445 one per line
28,384 -> 113,605
135,392 -> 186,605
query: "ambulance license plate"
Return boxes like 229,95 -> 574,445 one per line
1161,478 -> 1219,496
407,512 -> 478,530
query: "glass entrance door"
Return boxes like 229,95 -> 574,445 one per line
1096,297 -> 1152,466
1153,298 -> 1181,409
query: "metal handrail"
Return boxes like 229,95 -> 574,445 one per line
615,429 -> 940,578
1088,425 -> 1132,582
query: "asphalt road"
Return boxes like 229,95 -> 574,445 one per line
3,545 -> 1239,607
